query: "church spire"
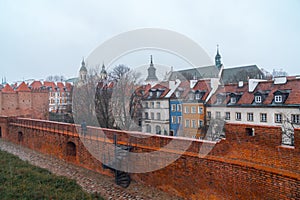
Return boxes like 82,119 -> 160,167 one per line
215,45 -> 222,71
100,62 -> 107,80
79,57 -> 88,82
145,55 -> 158,82
150,55 -> 153,66
80,57 -> 87,72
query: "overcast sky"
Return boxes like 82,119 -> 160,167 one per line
0,0 -> 299,82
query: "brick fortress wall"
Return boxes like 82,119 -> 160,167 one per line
0,117 -> 299,199
0,88 -> 49,120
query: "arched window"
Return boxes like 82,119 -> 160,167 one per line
66,142 -> 76,156
155,125 -> 161,135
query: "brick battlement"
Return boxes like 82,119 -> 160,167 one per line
0,116 -> 299,199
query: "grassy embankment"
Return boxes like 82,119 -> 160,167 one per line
0,150 -> 104,200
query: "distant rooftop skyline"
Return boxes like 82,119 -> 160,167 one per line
0,0 -> 299,82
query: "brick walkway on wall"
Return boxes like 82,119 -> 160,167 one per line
0,139 -> 182,200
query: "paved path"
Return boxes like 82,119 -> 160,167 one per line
0,139 -> 182,200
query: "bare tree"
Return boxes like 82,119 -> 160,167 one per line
280,112 -> 295,146
95,81 -> 115,129
73,68 -> 99,126
110,67 -> 142,131
109,64 -> 131,81
46,75 -> 66,82
205,117 -> 226,141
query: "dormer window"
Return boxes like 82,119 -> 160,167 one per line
195,93 -> 200,100
273,90 -> 290,104
149,91 -> 153,97
216,98 -> 223,104
188,92 -> 194,100
274,95 -> 282,103
230,97 -> 236,104
175,91 -> 180,98
255,96 -> 262,103
157,91 -> 162,97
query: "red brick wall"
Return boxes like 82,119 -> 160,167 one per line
224,123 -> 300,173
1,117 -> 300,199
0,90 -> 48,120
0,92 -> 18,115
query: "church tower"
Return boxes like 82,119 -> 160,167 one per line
100,63 -> 108,80
145,55 -> 158,82
215,45 -> 222,71
79,58 -> 87,82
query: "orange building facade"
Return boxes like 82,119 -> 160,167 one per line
182,102 -> 206,138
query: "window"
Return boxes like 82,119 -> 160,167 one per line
171,104 -> 176,111
185,119 -> 190,128
247,113 -> 254,121
195,93 -> 200,100
150,102 -> 154,108
191,120 -> 196,128
246,128 -> 255,136
230,97 -> 236,104
151,112 -> 154,119
216,111 -> 221,119
198,107 -> 203,114
236,112 -> 241,121
184,106 -> 189,114
155,125 -> 161,134
198,120 -> 203,128
275,113 -> 282,123
291,114 -> 300,124
177,104 -> 182,112
191,106 -> 196,114
216,98 -> 223,104
156,102 -> 161,108
156,113 -> 161,120
178,116 -> 182,124
146,124 -> 151,133
175,91 -> 180,98
172,116 -> 176,124
188,93 -> 194,100
274,95 -> 282,103
207,111 -> 211,119
149,91 -> 153,97
145,102 -> 149,108
225,112 -> 230,120
157,91 -> 162,97
255,96 -> 262,103
260,113 -> 267,122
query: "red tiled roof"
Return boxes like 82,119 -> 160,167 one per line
1,84 -> 15,93
144,83 -> 170,99
65,82 -> 72,91
208,77 -> 300,106
30,81 -> 42,89
56,82 -> 65,89
192,79 -> 212,101
43,81 -> 56,90
16,82 -> 31,92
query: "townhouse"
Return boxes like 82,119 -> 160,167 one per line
30,81 -> 73,113
141,83 -> 171,135
207,76 -> 300,145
